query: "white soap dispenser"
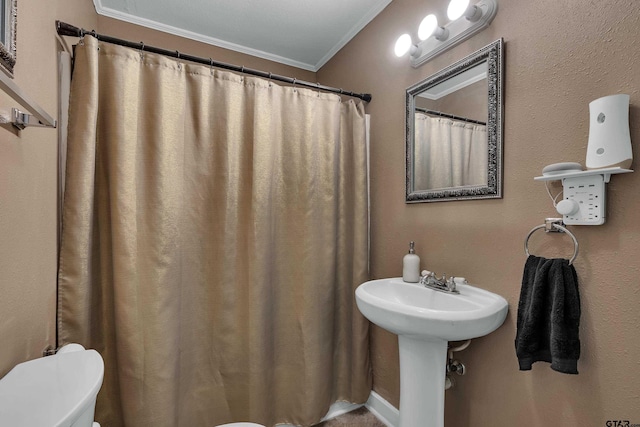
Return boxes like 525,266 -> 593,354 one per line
403,241 -> 420,283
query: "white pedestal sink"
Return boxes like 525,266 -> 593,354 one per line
355,277 -> 508,427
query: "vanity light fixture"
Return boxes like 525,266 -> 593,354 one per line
394,0 -> 498,66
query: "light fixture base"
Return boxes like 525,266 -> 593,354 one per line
411,0 -> 498,68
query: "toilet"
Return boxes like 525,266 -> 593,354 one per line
0,343 -> 104,426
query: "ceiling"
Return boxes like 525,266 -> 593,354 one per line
93,0 -> 393,72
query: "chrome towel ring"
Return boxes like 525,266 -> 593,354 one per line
524,218 -> 579,265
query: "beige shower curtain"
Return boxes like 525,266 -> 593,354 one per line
414,113 -> 487,190
58,36 -> 370,427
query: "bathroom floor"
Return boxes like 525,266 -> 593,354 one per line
312,407 -> 386,427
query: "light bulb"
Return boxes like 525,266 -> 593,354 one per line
418,14 -> 438,40
465,5 -> 482,21
394,33 -> 413,57
447,0 -> 470,20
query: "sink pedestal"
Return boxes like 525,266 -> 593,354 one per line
398,336 -> 447,427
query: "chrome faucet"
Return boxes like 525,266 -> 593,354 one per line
419,270 -> 463,294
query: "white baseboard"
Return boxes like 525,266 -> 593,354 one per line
365,390 -> 399,427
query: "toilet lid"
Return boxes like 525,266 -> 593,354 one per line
0,350 -> 104,426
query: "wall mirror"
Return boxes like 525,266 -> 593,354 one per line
0,0 -> 16,75
406,38 -> 503,203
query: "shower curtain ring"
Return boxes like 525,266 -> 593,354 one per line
139,42 -> 145,59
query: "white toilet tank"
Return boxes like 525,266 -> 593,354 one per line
0,343 -> 104,427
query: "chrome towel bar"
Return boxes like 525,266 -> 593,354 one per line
524,218 -> 579,265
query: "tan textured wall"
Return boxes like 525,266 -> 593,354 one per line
319,0 -> 640,425
0,0 -> 97,376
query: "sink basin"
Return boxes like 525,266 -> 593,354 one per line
355,277 -> 508,341
355,277 -> 508,427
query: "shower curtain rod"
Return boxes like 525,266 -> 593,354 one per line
416,107 -> 486,126
55,21 -> 372,103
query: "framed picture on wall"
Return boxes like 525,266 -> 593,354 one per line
0,0 -> 16,76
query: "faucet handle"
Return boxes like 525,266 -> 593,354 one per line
419,270 -> 431,285
446,276 -> 465,293
446,276 -> 467,292
446,276 -> 456,291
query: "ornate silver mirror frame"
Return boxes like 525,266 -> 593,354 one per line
0,0 -> 16,76
406,38 -> 503,203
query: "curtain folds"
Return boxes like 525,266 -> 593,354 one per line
414,113 -> 487,190
57,36 -> 371,427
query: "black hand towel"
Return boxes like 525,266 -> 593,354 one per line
515,255 -> 581,374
